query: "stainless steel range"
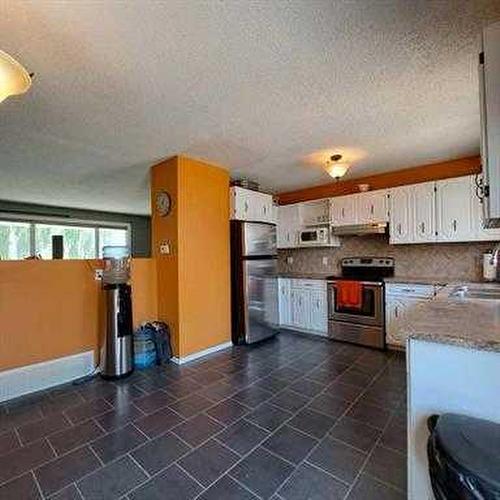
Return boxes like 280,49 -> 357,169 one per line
327,257 -> 394,349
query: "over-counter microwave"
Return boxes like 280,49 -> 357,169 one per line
299,227 -> 330,246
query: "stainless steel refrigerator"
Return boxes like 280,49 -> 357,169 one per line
231,221 -> 279,344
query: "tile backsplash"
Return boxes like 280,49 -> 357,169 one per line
278,235 -> 498,281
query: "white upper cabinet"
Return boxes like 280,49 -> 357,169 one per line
330,190 -> 388,227
471,175 -> 500,241
277,204 -> 300,248
357,190 -> 389,224
481,22 -> 500,225
389,186 -> 413,244
436,177 -> 474,242
300,199 -> 330,226
390,175 -> 500,245
230,187 -> 276,224
413,182 -> 436,243
389,182 -> 435,244
330,195 -> 357,226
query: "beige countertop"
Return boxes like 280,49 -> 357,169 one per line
400,282 -> 500,353
384,276 -> 450,286
276,272 -> 332,280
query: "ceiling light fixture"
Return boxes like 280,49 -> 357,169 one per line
0,50 -> 32,104
326,154 -> 349,180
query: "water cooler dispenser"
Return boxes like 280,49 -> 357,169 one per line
100,246 -> 134,379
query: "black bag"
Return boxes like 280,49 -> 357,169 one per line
137,321 -> 173,365
427,413 -> 500,500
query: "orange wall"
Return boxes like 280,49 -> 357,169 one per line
151,157 -> 181,356
278,156 -> 481,204
0,258 -> 157,372
151,155 -> 231,358
178,156 -> 231,356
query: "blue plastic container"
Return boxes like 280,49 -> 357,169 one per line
133,330 -> 156,369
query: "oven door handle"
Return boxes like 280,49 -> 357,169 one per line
329,281 -> 382,288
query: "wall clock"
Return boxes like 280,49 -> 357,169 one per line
156,191 -> 172,216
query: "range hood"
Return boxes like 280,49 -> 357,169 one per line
332,223 -> 388,236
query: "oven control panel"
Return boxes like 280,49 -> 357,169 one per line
341,257 -> 394,268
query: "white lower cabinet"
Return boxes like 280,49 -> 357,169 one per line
278,278 -> 327,335
310,289 -> 328,333
385,283 -> 439,348
278,278 -> 292,326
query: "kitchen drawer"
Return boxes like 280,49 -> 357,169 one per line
290,279 -> 326,291
386,283 -> 436,298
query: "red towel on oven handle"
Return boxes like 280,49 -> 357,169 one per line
336,280 -> 363,309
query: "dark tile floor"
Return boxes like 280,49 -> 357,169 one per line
0,333 -> 407,499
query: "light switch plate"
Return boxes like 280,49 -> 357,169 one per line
322,257 -> 328,266
286,256 -> 294,264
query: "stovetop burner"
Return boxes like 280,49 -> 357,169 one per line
327,256 -> 395,282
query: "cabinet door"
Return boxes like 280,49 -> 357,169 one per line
230,187 -> 250,220
385,297 -> 408,347
300,199 -> 330,225
389,186 -> 413,243
247,191 -> 265,222
310,289 -> 328,333
436,177 -> 474,242
277,206 -> 290,248
413,182 -> 437,243
277,205 -> 300,248
471,176 -> 500,240
330,195 -> 357,226
261,196 -> 275,224
290,289 -> 303,328
278,279 -> 292,326
358,191 -> 389,223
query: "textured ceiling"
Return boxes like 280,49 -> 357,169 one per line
1,1 -> 500,214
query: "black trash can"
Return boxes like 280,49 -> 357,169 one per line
427,413 -> 500,499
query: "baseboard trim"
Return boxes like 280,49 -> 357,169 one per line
0,351 -> 95,403
171,341 -> 233,365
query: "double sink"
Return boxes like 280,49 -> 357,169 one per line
449,285 -> 500,300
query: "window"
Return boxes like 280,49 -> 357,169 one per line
0,216 -> 130,260
35,224 -> 96,260
0,221 -> 30,260
98,228 -> 128,257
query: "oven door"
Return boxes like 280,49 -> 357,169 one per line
327,281 -> 383,327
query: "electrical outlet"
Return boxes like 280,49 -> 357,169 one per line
286,256 -> 294,264
94,269 -> 103,281
322,257 -> 328,266
160,241 -> 171,255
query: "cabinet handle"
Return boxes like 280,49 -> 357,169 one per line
395,306 -> 398,318
341,207 -> 345,218
452,220 -> 457,232
263,205 -> 267,214
420,222 -> 425,234
397,223 -> 402,235
244,201 -> 249,212
370,204 -> 374,215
